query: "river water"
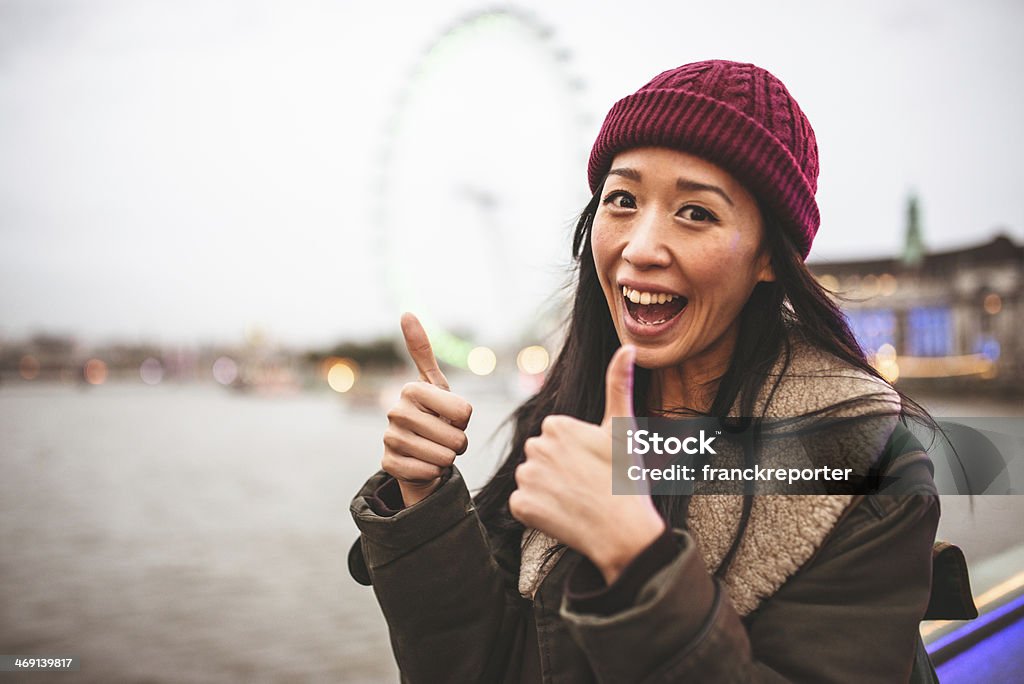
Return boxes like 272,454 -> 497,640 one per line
0,381 -> 1021,682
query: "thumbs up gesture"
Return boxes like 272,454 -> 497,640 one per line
509,345 -> 666,584
381,313 -> 474,507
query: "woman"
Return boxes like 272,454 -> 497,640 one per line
349,60 -> 941,682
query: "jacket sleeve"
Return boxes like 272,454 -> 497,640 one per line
349,466 -> 529,683
559,493 -> 940,683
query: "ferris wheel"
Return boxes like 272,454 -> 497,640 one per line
373,6 -> 592,372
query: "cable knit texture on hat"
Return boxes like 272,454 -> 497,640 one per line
587,60 -> 821,258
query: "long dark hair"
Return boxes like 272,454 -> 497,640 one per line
473,184 -> 936,578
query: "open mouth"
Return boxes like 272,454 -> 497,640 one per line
621,286 -> 688,326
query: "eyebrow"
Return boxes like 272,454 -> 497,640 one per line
607,167 -> 735,207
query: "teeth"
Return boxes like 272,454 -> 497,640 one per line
622,286 -> 676,304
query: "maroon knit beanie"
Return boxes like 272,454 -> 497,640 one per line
588,60 -> 820,259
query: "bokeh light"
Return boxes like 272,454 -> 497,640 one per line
873,344 -> 899,383
212,356 -> 239,385
139,357 -> 163,385
516,345 -> 549,375
979,339 -> 1001,362
19,355 -> 40,380
876,343 -> 897,363
84,359 -> 108,385
878,273 -> 898,296
327,360 -> 357,393
860,274 -> 879,297
816,274 -> 839,292
984,293 -> 1002,315
467,346 -> 497,376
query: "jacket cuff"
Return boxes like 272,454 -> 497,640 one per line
367,475 -> 406,517
559,529 -> 723,681
565,526 -> 682,615
350,466 -> 469,570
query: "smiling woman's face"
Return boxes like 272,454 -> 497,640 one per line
591,147 -> 774,375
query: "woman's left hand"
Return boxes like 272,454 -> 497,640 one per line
510,345 -> 666,585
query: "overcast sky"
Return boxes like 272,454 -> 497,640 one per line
1,0 -> 1022,348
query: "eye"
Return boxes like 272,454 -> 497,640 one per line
678,205 -> 718,222
602,190 -> 636,210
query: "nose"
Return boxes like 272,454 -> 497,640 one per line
621,210 -> 672,269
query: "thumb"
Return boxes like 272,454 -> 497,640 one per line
601,345 -> 637,430
400,312 -> 450,391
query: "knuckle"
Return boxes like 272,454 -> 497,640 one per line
437,448 -> 456,468
541,414 -> 566,433
390,402 -> 416,426
508,490 -> 532,522
385,430 -> 410,454
514,461 -> 534,485
525,435 -> 553,462
448,398 -> 472,426
400,381 -> 424,399
455,433 -> 469,455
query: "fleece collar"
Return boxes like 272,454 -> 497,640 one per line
518,338 -> 900,615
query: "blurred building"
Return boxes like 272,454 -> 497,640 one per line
808,197 -> 1023,393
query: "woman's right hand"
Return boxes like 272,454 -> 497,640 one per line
382,312 -> 473,507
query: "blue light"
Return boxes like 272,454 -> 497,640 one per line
974,336 -> 1001,362
928,592 -> 1024,656
845,308 -> 896,355
908,306 -> 954,356
934,607 -> 1024,682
